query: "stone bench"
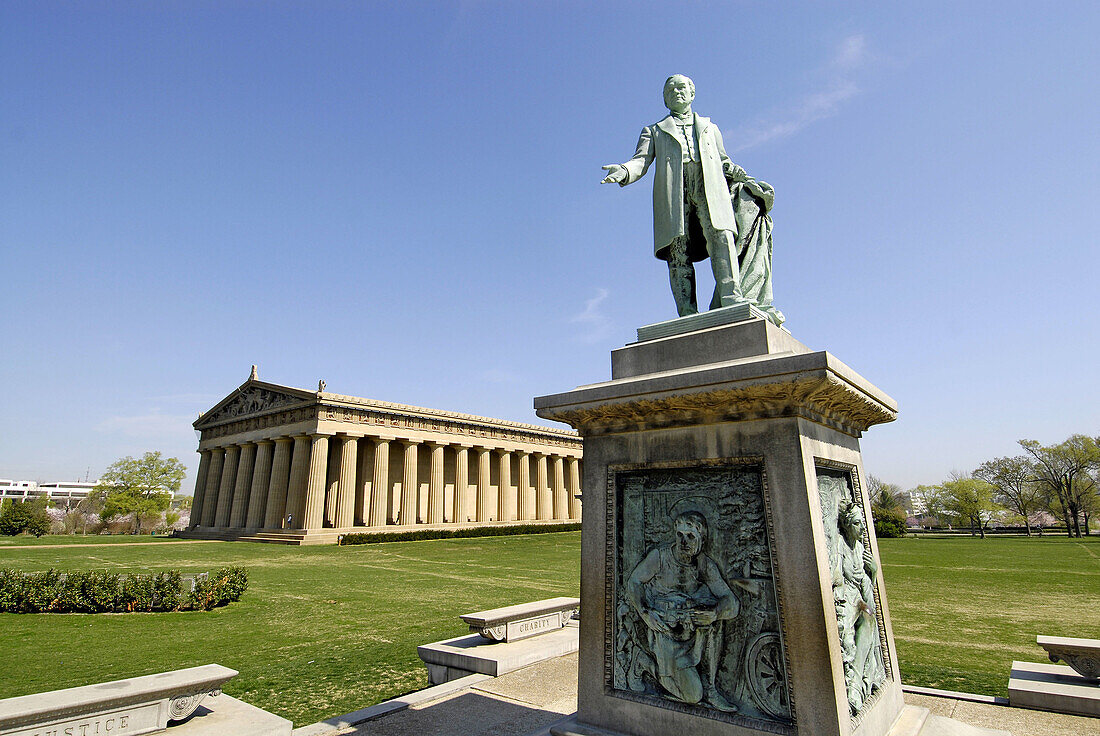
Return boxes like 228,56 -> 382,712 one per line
460,597 -> 579,643
0,664 -> 290,736
1037,635 -> 1100,681
1008,635 -> 1100,718
0,664 -> 233,736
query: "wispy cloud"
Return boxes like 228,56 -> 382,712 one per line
727,34 -> 867,152
571,288 -> 612,344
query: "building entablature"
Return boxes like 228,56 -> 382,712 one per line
194,378 -> 580,456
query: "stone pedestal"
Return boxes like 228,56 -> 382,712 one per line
534,316 -> 906,736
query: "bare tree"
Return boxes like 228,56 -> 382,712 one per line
868,475 -> 905,514
1019,435 -> 1100,538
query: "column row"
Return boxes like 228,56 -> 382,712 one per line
191,436 -> 582,531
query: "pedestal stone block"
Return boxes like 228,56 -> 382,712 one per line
536,318 -> 908,736
1008,660 -> 1100,717
418,625 -> 580,685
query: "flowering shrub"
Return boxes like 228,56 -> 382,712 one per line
0,567 -> 246,613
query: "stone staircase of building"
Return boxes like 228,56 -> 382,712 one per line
177,519 -> 579,546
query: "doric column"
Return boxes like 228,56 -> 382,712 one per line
552,455 -> 567,520
200,449 -> 225,527
264,437 -> 293,528
355,438 -> 372,526
214,445 -> 240,528
229,443 -> 257,529
428,442 -> 445,524
476,447 -> 492,522
189,450 -> 212,530
497,450 -> 514,522
324,446 -> 340,527
569,456 -> 582,520
284,435 -> 311,528
400,440 -> 419,525
370,438 -> 390,526
245,440 -> 274,528
335,435 -> 358,529
453,446 -> 469,523
516,451 -> 532,520
302,433 -> 332,530
535,453 -> 550,520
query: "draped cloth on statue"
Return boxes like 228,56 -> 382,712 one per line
730,176 -> 785,327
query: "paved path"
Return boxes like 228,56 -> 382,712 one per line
0,539 -> 221,550
322,653 -> 1099,736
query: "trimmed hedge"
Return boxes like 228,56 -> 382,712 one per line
341,522 -> 581,545
0,567 -> 247,613
873,517 -> 907,538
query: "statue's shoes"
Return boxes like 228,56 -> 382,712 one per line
704,689 -> 739,713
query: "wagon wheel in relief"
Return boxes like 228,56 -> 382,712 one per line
743,632 -> 787,720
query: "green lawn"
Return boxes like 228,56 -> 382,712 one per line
0,534 -> 185,546
878,534 -> 1100,696
0,533 -> 1097,727
0,534 -> 580,726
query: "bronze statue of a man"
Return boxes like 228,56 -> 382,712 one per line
602,75 -> 746,317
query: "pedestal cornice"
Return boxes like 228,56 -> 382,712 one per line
536,350 -> 896,438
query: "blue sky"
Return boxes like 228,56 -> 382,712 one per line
2,2 -> 1098,491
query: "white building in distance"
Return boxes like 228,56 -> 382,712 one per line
0,480 -> 97,506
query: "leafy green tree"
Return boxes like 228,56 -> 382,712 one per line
0,499 -> 50,537
1020,435 -> 1100,538
868,475 -> 907,537
973,456 -> 1044,536
938,475 -> 999,538
96,452 -> 186,534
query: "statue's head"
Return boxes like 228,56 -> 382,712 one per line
673,510 -> 707,562
663,74 -> 695,114
838,498 -> 865,542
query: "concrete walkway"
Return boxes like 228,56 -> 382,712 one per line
301,653 -> 1099,736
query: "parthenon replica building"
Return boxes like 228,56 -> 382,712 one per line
183,370 -> 582,545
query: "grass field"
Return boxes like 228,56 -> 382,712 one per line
878,534 -> 1100,696
0,533 -> 1096,727
0,533 -> 580,726
0,534 -> 186,546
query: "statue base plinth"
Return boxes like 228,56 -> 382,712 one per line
636,302 -> 774,341
535,319 -> 905,736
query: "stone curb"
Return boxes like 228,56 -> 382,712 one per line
290,673 -> 491,736
901,685 -> 1010,706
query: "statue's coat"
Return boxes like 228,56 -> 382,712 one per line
620,113 -> 737,261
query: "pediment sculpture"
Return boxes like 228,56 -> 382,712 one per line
204,387 -> 302,424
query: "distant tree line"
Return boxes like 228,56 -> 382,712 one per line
870,434 -> 1100,539
0,452 -> 189,537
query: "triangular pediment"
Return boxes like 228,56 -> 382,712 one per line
195,380 -> 315,429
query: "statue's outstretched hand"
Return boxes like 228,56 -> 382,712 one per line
601,164 -> 627,184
